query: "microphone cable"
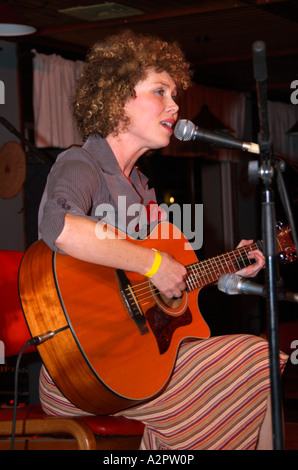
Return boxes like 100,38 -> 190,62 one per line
10,340 -> 34,450
10,331 -> 56,450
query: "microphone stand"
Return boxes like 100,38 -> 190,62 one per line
249,41 -> 285,450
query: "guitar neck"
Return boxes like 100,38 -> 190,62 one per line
185,241 -> 260,292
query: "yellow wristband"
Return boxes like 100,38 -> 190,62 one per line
144,249 -> 162,278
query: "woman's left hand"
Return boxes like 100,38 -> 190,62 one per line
235,239 -> 265,278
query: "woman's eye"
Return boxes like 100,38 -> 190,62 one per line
155,89 -> 177,102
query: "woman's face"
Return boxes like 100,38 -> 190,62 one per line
123,69 -> 179,152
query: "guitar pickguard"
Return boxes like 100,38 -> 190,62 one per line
146,304 -> 193,354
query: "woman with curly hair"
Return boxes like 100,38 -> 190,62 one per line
38,30 -> 287,450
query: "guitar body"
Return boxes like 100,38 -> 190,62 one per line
19,222 -> 210,414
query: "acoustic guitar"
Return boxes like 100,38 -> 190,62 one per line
18,222 -> 295,414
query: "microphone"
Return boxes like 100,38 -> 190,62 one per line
218,273 -> 265,296
252,41 -> 270,145
174,119 -> 260,154
217,273 -> 298,303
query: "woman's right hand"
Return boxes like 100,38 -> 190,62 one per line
149,252 -> 187,299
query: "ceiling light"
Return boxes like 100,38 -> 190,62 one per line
0,1 -> 36,36
59,2 -> 143,22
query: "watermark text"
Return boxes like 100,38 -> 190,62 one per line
290,340 -> 298,365
0,340 -> 4,364
290,80 -> 298,105
94,197 -> 203,251
0,80 -> 4,104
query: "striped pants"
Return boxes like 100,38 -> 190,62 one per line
39,334 -> 288,450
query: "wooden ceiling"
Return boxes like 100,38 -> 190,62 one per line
11,0 -> 298,101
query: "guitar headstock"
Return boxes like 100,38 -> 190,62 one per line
276,222 -> 297,264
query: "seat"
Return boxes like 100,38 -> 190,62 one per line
0,250 -> 144,450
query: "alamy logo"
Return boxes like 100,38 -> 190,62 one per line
94,197 -> 203,251
290,340 -> 298,365
290,80 -> 298,105
0,80 -> 4,104
0,341 -> 4,364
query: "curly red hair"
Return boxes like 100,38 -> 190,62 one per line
73,30 -> 192,139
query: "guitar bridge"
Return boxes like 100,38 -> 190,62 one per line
116,269 -> 149,335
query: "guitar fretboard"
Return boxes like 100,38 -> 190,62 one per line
185,242 -> 259,292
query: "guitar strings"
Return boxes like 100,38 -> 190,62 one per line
123,243 -> 258,305
122,227 -> 294,307
126,244 -> 256,299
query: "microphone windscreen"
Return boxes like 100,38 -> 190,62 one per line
252,40 -> 267,81
174,119 -> 194,141
217,273 -> 240,295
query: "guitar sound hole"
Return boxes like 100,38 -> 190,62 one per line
158,293 -> 183,310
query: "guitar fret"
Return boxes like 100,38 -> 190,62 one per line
234,255 -> 241,270
185,265 -> 196,291
238,250 -> 247,269
217,254 -> 230,273
227,251 -> 238,270
186,242 -> 260,292
199,261 -> 212,284
208,258 -> 219,282
224,255 -> 235,273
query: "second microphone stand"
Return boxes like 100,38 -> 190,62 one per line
250,40 -> 298,450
